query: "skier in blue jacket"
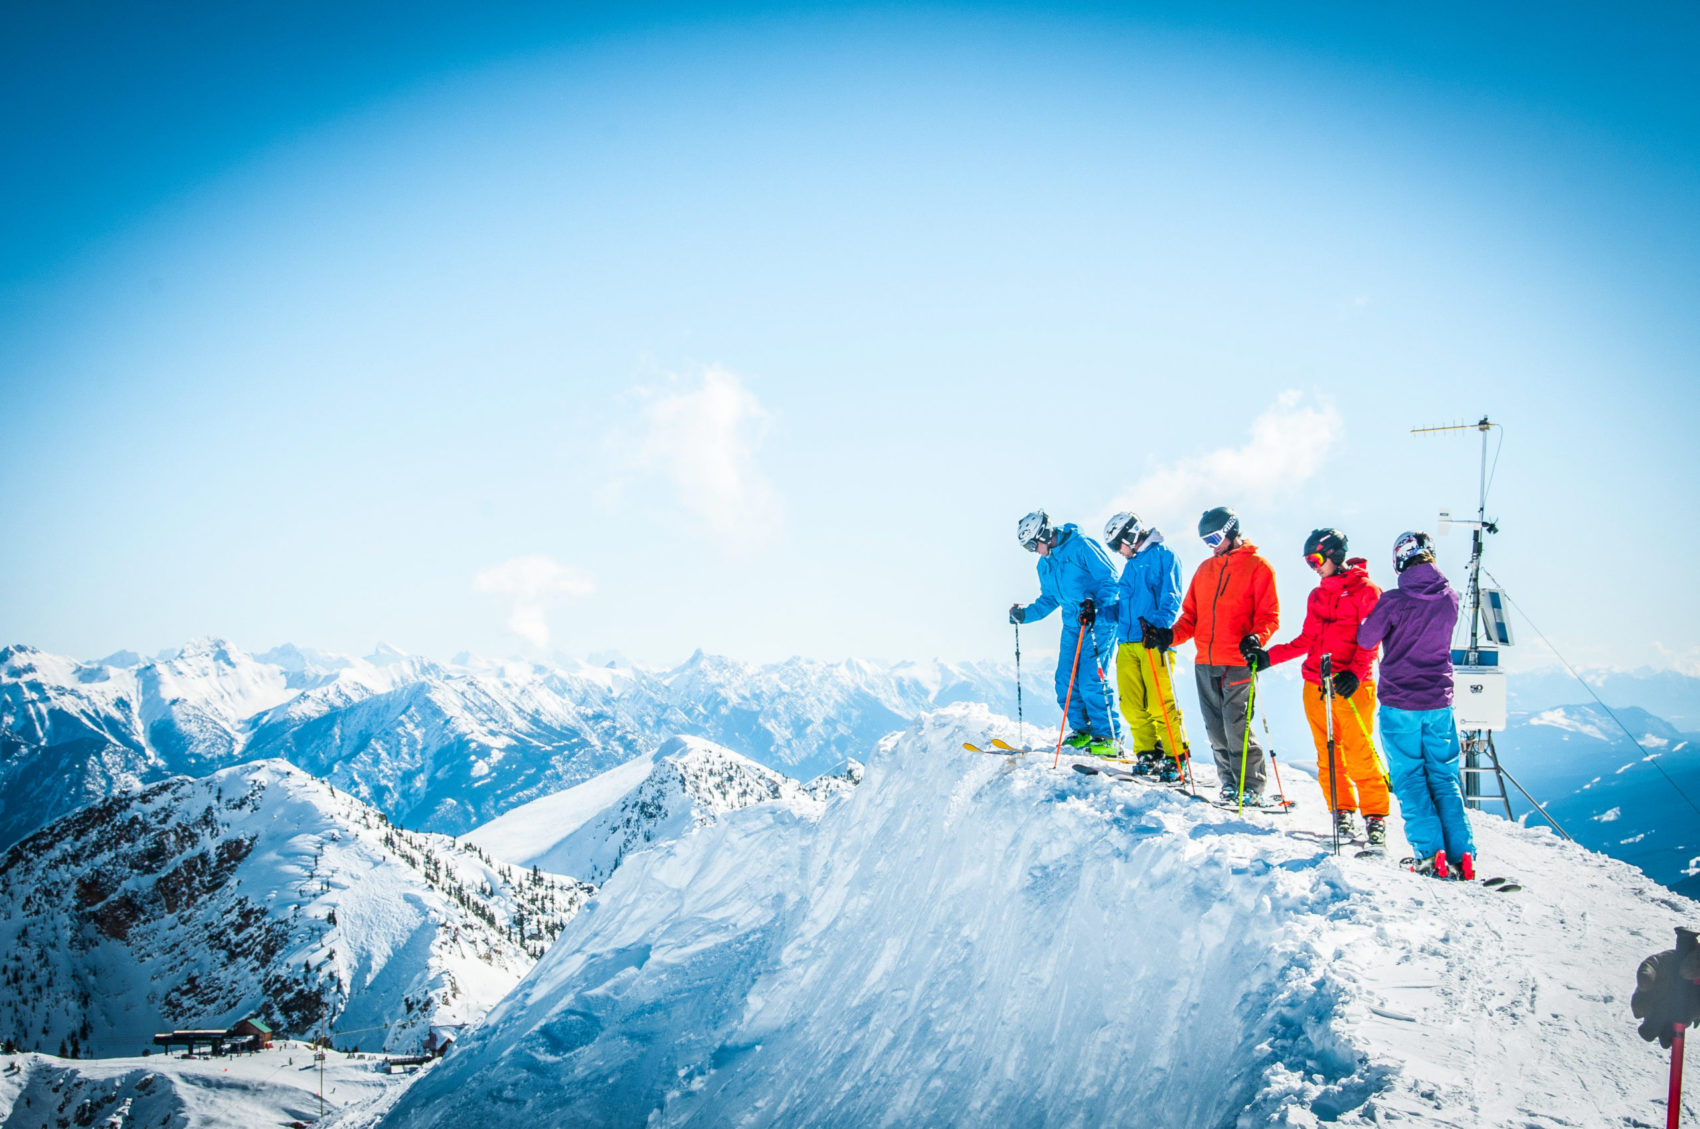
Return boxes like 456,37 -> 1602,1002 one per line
1104,512 -> 1190,779
1010,511 -> 1120,755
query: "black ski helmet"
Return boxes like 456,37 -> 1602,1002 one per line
1198,506 -> 1239,548
1393,530 -> 1434,573
1303,528 -> 1348,568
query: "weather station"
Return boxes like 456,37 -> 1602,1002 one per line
1413,417 -> 1570,838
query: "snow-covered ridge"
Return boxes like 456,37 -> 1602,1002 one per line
360,705 -> 1699,1129
0,639 -> 1039,851
470,735 -> 864,884
0,759 -> 593,1057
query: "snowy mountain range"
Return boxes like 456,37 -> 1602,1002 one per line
0,728 -> 860,1062
0,759 -> 593,1057
0,640 -> 1041,851
341,705 -> 1699,1129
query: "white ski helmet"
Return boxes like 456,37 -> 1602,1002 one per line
1017,510 -> 1053,551
1393,530 -> 1434,572
1103,511 -> 1144,552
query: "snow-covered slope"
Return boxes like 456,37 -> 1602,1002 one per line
0,641 -> 1043,848
361,705 -> 1699,1129
0,760 -> 593,1057
0,1042 -> 408,1129
470,736 -> 863,883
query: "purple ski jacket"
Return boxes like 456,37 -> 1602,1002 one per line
1356,561 -> 1460,711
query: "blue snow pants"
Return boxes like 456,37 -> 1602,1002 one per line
1057,621 -> 1118,738
1379,704 -> 1476,862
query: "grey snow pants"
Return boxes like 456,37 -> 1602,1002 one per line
1194,663 -> 1266,797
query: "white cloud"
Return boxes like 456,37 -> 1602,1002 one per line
474,554 -> 596,648
636,365 -> 779,547
1110,391 -> 1342,530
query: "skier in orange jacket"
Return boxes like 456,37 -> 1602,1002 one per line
1264,529 -> 1390,846
1146,507 -> 1278,805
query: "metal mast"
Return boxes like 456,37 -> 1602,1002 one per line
1411,416 -> 1507,815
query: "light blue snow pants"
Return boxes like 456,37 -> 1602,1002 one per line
1056,621 -> 1118,738
1379,704 -> 1476,862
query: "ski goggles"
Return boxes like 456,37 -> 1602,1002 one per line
1200,529 -> 1230,550
1305,551 -> 1327,571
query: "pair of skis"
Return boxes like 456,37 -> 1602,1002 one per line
1069,759 -> 1209,802
962,739 -> 1037,757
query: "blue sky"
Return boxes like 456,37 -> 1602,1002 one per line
3,2 -> 1697,672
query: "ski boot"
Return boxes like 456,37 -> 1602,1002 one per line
1409,851 -> 1450,879
1132,751 -> 1164,776
1154,754 -> 1185,784
1458,852 -> 1475,880
1333,809 -> 1358,840
1083,735 -> 1118,758
1363,815 -> 1387,849
1218,784 -> 1238,806
1062,732 -> 1092,749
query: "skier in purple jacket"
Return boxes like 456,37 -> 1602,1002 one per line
1357,531 -> 1477,880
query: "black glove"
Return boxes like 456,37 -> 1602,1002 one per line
1632,928 -> 1700,1048
1140,618 -> 1174,652
1009,604 -> 1026,625
1240,634 -> 1270,671
1330,669 -> 1360,700
1077,598 -> 1096,627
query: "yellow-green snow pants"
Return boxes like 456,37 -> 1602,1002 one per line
1115,642 -> 1189,756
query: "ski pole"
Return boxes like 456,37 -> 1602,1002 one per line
1259,713 -> 1290,808
1669,926 -> 1700,1129
1236,667 -> 1259,812
1053,626 -> 1087,769
1322,654 -> 1339,855
1145,644 -> 1191,793
1671,1021 -> 1686,1129
1014,621 -> 1024,746
1343,695 -> 1392,785
1086,622 -> 1122,754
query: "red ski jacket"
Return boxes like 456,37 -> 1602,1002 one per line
1266,558 -> 1381,685
1171,541 -> 1280,667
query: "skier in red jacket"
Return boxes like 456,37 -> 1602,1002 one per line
1263,529 -> 1390,847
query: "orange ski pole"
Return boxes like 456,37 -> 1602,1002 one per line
1053,626 -> 1087,769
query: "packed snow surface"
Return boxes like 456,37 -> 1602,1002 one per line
359,705 -> 1697,1129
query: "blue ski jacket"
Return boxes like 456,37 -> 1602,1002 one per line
1111,530 -> 1183,638
1019,524 -> 1119,626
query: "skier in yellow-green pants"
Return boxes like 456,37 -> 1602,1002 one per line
1104,512 -> 1191,781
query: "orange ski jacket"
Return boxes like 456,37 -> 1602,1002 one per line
1171,541 -> 1280,667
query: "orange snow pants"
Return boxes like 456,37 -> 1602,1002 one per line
1303,679 -> 1389,816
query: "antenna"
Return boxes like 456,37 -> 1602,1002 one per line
1411,416 -> 1500,652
